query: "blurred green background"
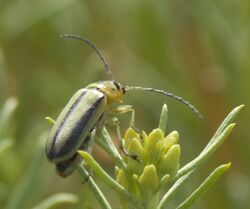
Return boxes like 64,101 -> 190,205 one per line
0,0 -> 249,208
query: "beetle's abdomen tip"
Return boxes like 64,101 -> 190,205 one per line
56,163 -> 71,178
46,152 -> 53,162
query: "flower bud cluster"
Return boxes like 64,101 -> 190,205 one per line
116,127 -> 181,200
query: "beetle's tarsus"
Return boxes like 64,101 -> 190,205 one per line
130,154 -> 141,163
120,145 -> 141,163
82,171 -> 92,184
130,125 -> 141,134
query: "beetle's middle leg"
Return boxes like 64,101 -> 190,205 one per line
86,128 -> 97,153
78,129 -> 96,183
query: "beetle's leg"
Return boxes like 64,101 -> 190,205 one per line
56,154 -> 82,178
109,105 -> 141,134
109,105 -> 135,128
81,170 -> 93,184
86,128 -> 97,153
108,105 -> 141,161
78,131 -> 95,183
107,116 -> 140,162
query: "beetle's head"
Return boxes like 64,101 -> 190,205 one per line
88,80 -> 125,105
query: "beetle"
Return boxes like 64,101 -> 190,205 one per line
45,34 -> 202,177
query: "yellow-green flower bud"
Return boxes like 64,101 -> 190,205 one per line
124,127 -> 140,149
158,144 -> 181,178
126,138 -> 144,173
141,131 -> 147,143
138,165 -> 160,198
162,130 -> 179,154
154,140 -> 165,162
160,174 -> 171,187
114,166 -> 121,177
127,137 -> 143,158
116,119 -> 182,204
116,168 -> 126,186
144,129 -> 164,163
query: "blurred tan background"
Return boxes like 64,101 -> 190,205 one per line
0,0 -> 249,209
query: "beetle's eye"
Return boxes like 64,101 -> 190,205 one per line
122,87 -> 125,94
113,80 -> 120,90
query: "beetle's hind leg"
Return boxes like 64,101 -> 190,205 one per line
55,154 -> 82,178
81,169 -> 93,184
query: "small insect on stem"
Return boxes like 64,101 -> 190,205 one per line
45,33 -> 203,177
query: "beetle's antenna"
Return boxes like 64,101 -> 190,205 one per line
125,86 -> 203,120
60,33 -> 114,80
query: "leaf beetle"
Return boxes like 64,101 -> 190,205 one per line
45,34 -> 202,177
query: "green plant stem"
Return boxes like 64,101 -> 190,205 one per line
176,163 -> 231,209
158,104 -> 168,135
146,192 -> 159,209
31,193 -> 78,209
78,151 -> 144,209
77,163 -> 112,209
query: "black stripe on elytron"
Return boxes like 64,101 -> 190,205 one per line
47,90 -> 87,161
58,95 -> 105,158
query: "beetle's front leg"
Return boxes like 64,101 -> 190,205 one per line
109,105 -> 135,128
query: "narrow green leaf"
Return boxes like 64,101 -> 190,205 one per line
158,104 -> 168,134
31,193 -> 78,209
203,105 -> 244,152
176,123 -> 234,179
45,116 -> 55,125
176,163 -> 231,209
158,106 -> 242,209
157,171 -> 194,209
